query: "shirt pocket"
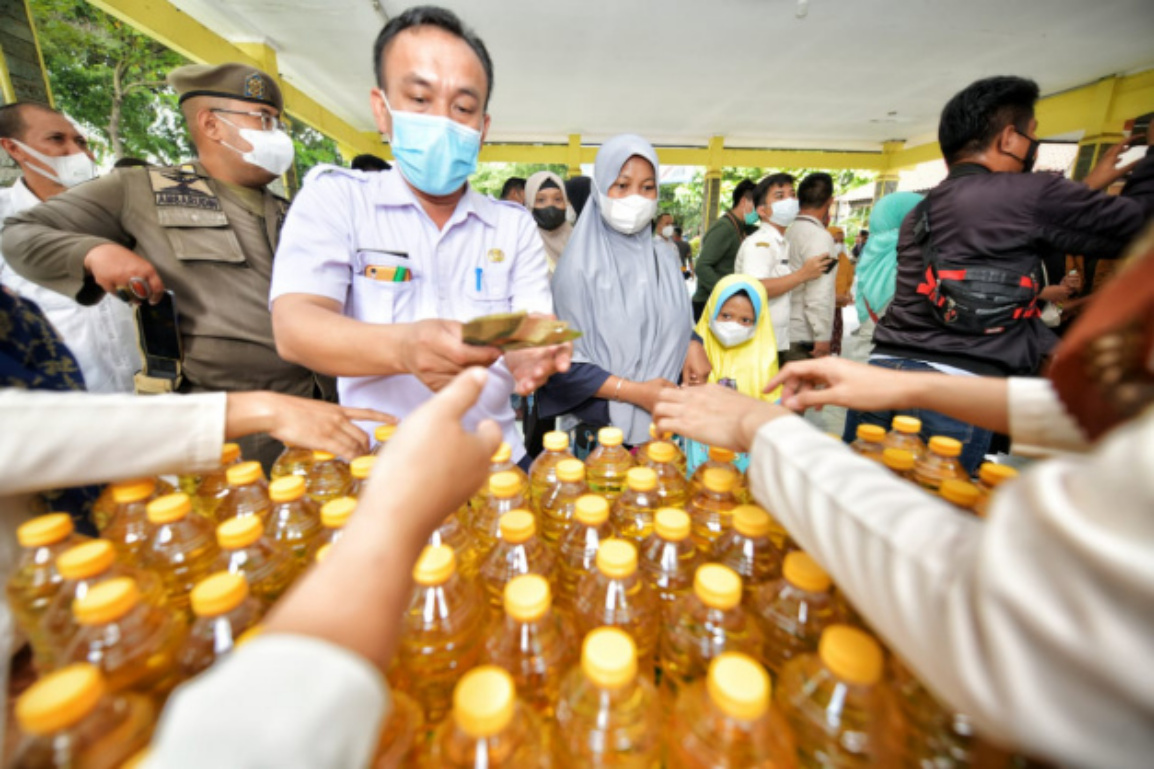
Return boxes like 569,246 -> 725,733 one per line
350,251 -> 418,324
160,208 -> 247,264
462,260 -> 513,318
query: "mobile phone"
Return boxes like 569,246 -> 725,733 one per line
134,290 -> 182,377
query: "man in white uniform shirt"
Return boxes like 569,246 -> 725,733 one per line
270,7 -> 570,462
783,172 -> 839,361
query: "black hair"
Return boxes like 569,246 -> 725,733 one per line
752,172 -> 795,209
860,229 -> 869,238
500,177 -> 525,199
731,178 -> 756,208
797,172 -> 834,209
372,5 -> 495,109
351,153 -> 392,172
113,157 -> 150,168
938,76 -> 1040,165
0,102 -> 57,141
673,226 -> 683,236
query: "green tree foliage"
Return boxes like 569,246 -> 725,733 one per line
471,162 -> 569,199
285,120 -> 343,194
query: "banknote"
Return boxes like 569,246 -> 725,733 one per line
462,311 -> 581,351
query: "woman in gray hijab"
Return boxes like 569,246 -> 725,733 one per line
539,134 -> 693,449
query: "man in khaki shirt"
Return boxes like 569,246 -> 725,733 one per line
1,63 -> 330,466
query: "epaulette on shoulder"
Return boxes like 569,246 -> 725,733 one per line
303,164 -> 372,186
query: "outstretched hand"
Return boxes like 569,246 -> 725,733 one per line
765,357 -> 910,414
225,391 -> 395,460
653,383 -> 790,454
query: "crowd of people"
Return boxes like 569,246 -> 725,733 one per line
1,2 -> 1153,767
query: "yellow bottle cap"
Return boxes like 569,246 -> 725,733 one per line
191,571 -> 249,617
321,497 -> 357,529
574,495 -> 609,525
819,625 -> 884,685
412,545 -> 456,586
109,478 -> 156,504
856,424 -> 886,443
349,455 -> 376,481
17,513 -> 74,548
374,424 -> 397,443
227,461 -> 264,487
654,508 -> 690,541
979,462 -> 1019,487
56,541 -> 115,580
498,510 -> 535,543
556,458 -> 585,483
647,441 -> 677,464
236,624 -> 264,648
489,471 -> 522,499
504,574 -> 551,622
928,436 -> 962,457
217,515 -> 263,549
694,564 -> 742,610
15,663 -> 105,736
598,426 -> 624,447
733,505 -> 771,538
454,666 -> 516,738
648,423 -> 658,439
595,539 -> 637,578
220,442 -> 241,465
708,446 -> 736,463
702,467 -> 737,493
269,476 -> 306,503
146,493 -> 192,524
315,543 -> 332,564
783,551 -> 831,593
73,577 -> 140,625
882,448 -> 915,472
892,415 -> 921,434
312,451 -> 335,462
581,627 -> 637,689
123,749 -> 151,769
939,479 -> 980,509
543,431 -> 569,452
707,653 -> 770,721
626,466 -> 657,492
491,442 -> 513,464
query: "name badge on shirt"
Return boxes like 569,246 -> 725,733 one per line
486,248 -> 505,263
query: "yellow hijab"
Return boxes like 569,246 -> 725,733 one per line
694,274 -> 781,402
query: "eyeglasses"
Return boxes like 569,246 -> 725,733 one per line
211,109 -> 287,133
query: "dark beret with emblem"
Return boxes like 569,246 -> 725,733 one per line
168,63 -> 283,113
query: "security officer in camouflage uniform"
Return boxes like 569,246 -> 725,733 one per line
1,63 -> 332,468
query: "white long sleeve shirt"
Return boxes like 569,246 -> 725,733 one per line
735,221 -> 792,351
747,380 -> 1153,768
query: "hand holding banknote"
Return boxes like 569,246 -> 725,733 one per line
463,311 -> 577,395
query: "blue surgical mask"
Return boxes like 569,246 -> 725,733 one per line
379,90 -> 482,196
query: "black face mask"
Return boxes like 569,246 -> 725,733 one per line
1010,128 -> 1039,173
532,205 -> 567,231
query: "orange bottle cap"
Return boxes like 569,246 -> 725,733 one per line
56,541 -> 115,580
488,471 -> 522,498
315,543 -> 333,563
595,538 -> 637,578
855,424 -> 886,443
694,564 -> 742,610
927,436 -> 962,457
556,458 -> 585,483
939,479 -> 980,509
783,551 -> 831,593
269,476 -> 307,503
491,442 -> 513,464
597,426 -> 624,447
217,515 -> 263,549
220,442 -> 241,465
73,577 -> 140,625
647,441 -> 677,464
374,424 -> 397,443
15,663 -> 106,735
654,508 -> 690,541
321,497 -> 357,528
17,513 -> 73,548
707,446 -> 736,463
882,448 -> 915,472
702,467 -> 737,493
226,461 -> 264,487
191,571 -> 249,617
504,574 -> 551,622
454,667 -> 516,738
349,455 -> 376,480
892,416 -> 921,434
707,653 -> 770,721
498,510 -> 535,543
581,627 -> 637,689
819,625 -> 884,685
312,451 -> 335,462
146,493 -> 192,524
543,431 -> 569,451
626,466 -> 657,492
109,478 -> 156,504
412,545 -> 456,586
574,495 -> 609,525
732,505 -> 771,538
979,462 -> 1019,487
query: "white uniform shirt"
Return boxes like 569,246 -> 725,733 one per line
784,215 -> 837,345
0,178 -> 137,392
735,221 -> 792,350
269,167 -> 552,459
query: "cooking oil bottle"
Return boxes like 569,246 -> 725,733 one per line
612,467 -> 662,545
93,477 -> 173,533
371,689 -> 424,768
176,571 -> 262,678
585,426 -> 636,503
641,440 -> 689,508
306,451 -> 352,504
265,476 -> 322,571
638,508 -> 703,620
882,447 -> 917,481
686,467 -> 740,550
528,430 -> 575,507
480,510 -> 556,609
191,442 -> 242,520
712,504 -> 784,601
141,493 -> 220,618
213,515 -> 297,612
429,509 -> 480,580
914,436 -> 968,491
849,424 -> 887,463
6,513 -> 84,669
469,443 -> 530,518
372,423 -> 397,454
638,423 -> 687,474
215,461 -> 272,523
751,551 -> 842,678
885,416 -> 927,462
270,444 -> 313,480
554,495 -> 615,609
939,479 -> 981,514
101,478 -> 166,560
471,470 -> 528,560
974,462 -> 1019,518
316,496 -> 356,550
538,458 -> 588,544
573,538 -> 659,672
689,446 -> 748,500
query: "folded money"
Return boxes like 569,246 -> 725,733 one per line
463,311 -> 582,351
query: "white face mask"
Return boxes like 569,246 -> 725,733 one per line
769,197 -> 800,227
599,193 -> 658,235
13,140 -> 96,188
661,225 -> 674,239
219,117 -> 295,176
709,318 -> 756,348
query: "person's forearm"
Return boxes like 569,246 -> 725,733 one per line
595,375 -> 644,408
902,373 -> 1010,434
272,295 -> 406,378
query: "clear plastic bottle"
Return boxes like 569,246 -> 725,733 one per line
686,467 -> 740,550
470,443 -> 531,517
751,551 -> 842,678
10,664 -> 155,769
480,510 -> 557,609
776,624 -> 904,767
882,447 -> 917,481
667,652 -> 797,769
638,423 -> 687,475
974,463 -> 1018,518
315,496 -> 356,550
176,571 -> 262,678
538,458 -> 588,545
64,577 -> 187,698
213,515 -> 297,612
191,442 -> 242,520
585,426 -> 636,503
528,430 -> 576,507
306,450 -> 352,504
215,461 -> 272,523
712,504 -> 784,601
574,538 -> 659,671
483,574 -> 575,717
101,478 -> 165,559
939,479 -> 981,514
372,422 -> 398,454
554,495 -> 615,609
642,440 -> 689,508
885,415 -> 927,462
396,545 -> 488,724
426,666 -> 548,768
348,455 -> 376,498
142,493 -> 221,618
849,424 -> 887,463
93,476 -> 173,533
639,508 -> 704,620
555,627 -> 662,767
265,475 -> 322,571
914,436 -> 968,491
612,466 -> 662,545
471,470 -> 529,560
660,564 -> 762,705
429,509 -> 481,580
689,446 -> 748,501
6,513 -> 84,669
372,688 -> 424,768
270,443 -> 313,480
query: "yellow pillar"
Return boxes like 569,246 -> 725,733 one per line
566,134 -> 582,178
874,140 -> 904,201
701,136 -> 725,232
1072,77 -> 1125,181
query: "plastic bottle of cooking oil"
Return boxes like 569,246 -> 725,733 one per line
638,508 -> 703,620
685,467 -> 740,550
191,442 -> 242,520
573,538 -> 659,672
711,504 -> 784,601
215,461 -> 272,523
176,571 -> 262,678
641,440 -> 689,509
141,493 -> 220,618
611,467 -> 662,545
93,477 -> 173,533
372,423 -> 397,455
213,515 -> 297,613
939,479 -> 981,514
270,444 -> 313,480
479,510 -> 556,610
689,446 -> 748,500
974,462 -> 1019,518
750,551 -> 842,678
849,424 -> 887,463
882,447 -> 917,481
471,470 -> 529,560
371,689 -> 424,768
347,455 -> 376,498
554,495 -> 615,610
469,443 -> 531,517
528,430 -> 576,507
585,426 -> 636,503
265,476 -> 322,571
538,458 -> 588,544
101,478 -> 166,559
429,509 -> 480,580
555,627 -> 661,766
885,415 -> 927,462
315,496 -> 356,550
638,423 -> 687,474
6,513 -> 84,669
483,574 -> 575,717
914,436 -> 968,491
305,451 -> 352,504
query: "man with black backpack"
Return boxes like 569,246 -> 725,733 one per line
845,75 -> 1154,472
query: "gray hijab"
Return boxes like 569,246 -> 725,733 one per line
552,134 -> 693,445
